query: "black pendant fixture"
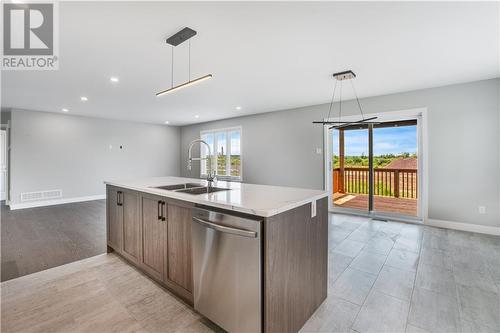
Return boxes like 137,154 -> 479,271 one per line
313,70 -> 378,129
156,27 -> 213,97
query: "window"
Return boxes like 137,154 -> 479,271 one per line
200,127 -> 242,180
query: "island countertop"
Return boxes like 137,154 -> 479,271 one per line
104,176 -> 328,217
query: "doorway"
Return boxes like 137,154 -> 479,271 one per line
1,129 -> 7,201
325,109 -> 426,221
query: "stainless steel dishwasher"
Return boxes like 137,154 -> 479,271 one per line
191,207 -> 262,333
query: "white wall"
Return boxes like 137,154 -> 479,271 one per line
10,109 -> 180,207
180,79 -> 500,228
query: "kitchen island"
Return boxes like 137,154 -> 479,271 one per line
105,176 -> 328,333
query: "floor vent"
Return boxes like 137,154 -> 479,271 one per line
20,189 -> 63,202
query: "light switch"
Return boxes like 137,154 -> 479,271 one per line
316,148 -> 322,154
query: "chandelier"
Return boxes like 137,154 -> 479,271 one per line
313,70 -> 378,129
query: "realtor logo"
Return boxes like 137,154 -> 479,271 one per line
2,2 -> 59,70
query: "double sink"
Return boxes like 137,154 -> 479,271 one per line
152,183 -> 230,195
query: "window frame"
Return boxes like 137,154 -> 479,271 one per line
200,126 -> 243,181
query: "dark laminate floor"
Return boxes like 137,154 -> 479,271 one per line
1,200 -> 106,281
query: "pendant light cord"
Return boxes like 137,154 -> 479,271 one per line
189,39 -> 191,81
172,40 -> 192,87
339,80 -> 343,123
326,79 -> 338,122
171,47 -> 174,88
350,79 -> 365,120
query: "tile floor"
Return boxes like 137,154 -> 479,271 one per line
302,214 -> 500,333
1,253 -> 221,333
1,213 -> 499,333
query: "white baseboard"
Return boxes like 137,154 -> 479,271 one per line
9,195 -> 106,210
426,218 -> 500,236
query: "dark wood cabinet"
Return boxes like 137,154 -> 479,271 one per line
106,186 -> 123,253
106,185 -> 328,332
121,191 -> 141,264
106,187 -> 140,264
165,201 -> 193,294
264,197 -> 328,333
107,187 -> 194,303
139,193 -> 165,281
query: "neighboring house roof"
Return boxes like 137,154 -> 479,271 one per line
384,157 -> 417,169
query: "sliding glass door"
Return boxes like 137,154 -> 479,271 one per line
328,118 -> 420,219
372,121 -> 418,216
332,126 -> 369,212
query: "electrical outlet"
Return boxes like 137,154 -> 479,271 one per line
316,148 -> 322,154
478,206 -> 486,214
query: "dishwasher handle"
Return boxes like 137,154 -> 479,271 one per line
192,217 -> 257,238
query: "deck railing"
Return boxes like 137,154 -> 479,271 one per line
333,167 -> 418,199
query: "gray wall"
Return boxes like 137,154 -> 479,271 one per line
180,79 -> 500,227
10,110 -> 180,205
1,110 -> 12,125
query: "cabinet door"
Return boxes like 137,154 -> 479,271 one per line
165,202 -> 193,293
107,187 -> 123,252
140,195 -> 164,281
121,190 -> 141,264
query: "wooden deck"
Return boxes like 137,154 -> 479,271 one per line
333,193 -> 417,216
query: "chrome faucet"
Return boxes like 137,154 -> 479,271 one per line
187,139 -> 215,187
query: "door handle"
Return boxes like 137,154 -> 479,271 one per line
192,217 -> 257,238
157,200 -> 162,220
161,201 -> 166,221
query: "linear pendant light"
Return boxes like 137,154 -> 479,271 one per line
313,70 -> 378,129
156,27 -> 213,97
156,74 -> 212,96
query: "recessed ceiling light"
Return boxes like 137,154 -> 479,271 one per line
236,106 -> 242,110
62,108 -> 69,112
110,77 -> 119,83
164,121 -> 169,124
80,96 -> 88,102
194,115 -> 199,119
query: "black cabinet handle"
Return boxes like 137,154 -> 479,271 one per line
117,191 -> 123,206
157,200 -> 162,220
161,201 -> 166,221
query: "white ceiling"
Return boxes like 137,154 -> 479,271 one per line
2,1 -> 499,126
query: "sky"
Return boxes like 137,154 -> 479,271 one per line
332,125 -> 417,156
201,130 -> 241,155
